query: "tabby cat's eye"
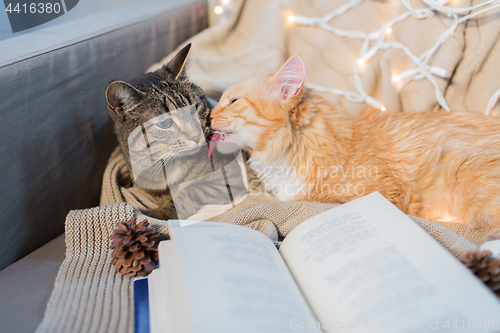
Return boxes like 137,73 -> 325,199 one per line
157,118 -> 174,129
230,98 -> 239,105
190,105 -> 197,117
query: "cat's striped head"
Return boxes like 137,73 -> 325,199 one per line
105,44 -> 212,189
210,56 -> 305,153
106,44 -> 211,162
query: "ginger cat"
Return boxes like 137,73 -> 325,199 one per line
210,55 -> 500,238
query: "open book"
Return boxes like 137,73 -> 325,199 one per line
144,192 -> 500,332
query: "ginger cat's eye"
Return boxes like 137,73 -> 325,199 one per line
157,118 -> 174,129
230,98 -> 239,105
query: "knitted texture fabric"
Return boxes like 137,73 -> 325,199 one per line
36,148 -> 482,333
36,202 -> 478,333
36,203 -> 137,333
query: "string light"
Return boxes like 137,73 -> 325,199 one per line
485,88 -> 500,116
361,47 -> 378,61
365,96 -> 384,110
214,5 -> 223,15
221,0 -> 230,5
289,0 -> 500,114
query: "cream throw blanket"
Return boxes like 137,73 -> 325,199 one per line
36,147 -> 483,333
149,0 -> 500,116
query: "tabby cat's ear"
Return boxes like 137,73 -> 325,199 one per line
164,43 -> 191,80
271,55 -> 305,103
105,81 -> 144,118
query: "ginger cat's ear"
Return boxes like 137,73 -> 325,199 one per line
271,55 -> 305,103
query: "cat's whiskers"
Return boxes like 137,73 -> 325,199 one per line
124,158 -> 164,188
129,146 -> 177,164
142,150 -> 189,186
143,162 -> 167,185
126,150 -> 178,187
134,159 -> 172,188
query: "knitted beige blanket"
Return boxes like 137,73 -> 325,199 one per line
36,147 -> 485,333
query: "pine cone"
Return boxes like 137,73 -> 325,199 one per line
110,217 -> 159,277
461,249 -> 500,296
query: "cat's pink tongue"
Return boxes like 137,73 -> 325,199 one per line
208,131 -> 221,158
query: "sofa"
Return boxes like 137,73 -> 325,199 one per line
0,1 -> 207,331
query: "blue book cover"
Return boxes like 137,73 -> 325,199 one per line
133,277 -> 150,333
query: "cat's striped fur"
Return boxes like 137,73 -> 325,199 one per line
210,55 -> 500,239
106,44 -> 214,219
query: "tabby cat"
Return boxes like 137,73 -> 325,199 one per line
106,44 -> 214,219
209,55 -> 500,238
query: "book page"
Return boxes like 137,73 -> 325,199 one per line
166,220 -> 321,333
280,192 -> 500,332
148,268 -> 163,333
149,241 -> 194,333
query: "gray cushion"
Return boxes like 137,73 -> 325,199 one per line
0,234 -> 65,333
0,0 -> 208,271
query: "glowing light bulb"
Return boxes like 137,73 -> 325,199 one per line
288,15 -> 296,23
221,0 -> 230,4
381,106 -> 387,112
358,59 -> 366,67
392,74 -> 400,83
214,6 -> 223,14
385,27 -> 392,35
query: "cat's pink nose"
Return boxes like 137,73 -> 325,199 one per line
210,105 -> 223,120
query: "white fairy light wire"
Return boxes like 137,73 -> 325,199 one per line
485,89 -> 500,116
289,0 -> 500,114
